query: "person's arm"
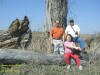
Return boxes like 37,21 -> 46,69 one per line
65,27 -> 68,36
65,26 -> 69,39
65,32 -> 67,38
62,33 -> 67,46
78,31 -> 80,37
77,25 -> 80,37
67,44 -> 76,49
50,28 -> 54,45
62,29 -> 66,44
50,35 -> 53,45
66,42 -> 81,51
73,42 -> 82,51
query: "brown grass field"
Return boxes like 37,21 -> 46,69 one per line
0,31 -> 100,75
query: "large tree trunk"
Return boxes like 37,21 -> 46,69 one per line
0,49 -> 93,66
45,0 -> 67,32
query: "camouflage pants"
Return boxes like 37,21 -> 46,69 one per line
53,39 -> 64,54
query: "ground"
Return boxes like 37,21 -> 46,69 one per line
0,31 -> 100,75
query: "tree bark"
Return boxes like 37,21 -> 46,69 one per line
0,49 -> 90,66
45,0 -> 67,32
0,38 -> 18,48
0,16 -> 32,49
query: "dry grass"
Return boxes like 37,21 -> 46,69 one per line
0,61 -> 100,75
0,32 -> 100,75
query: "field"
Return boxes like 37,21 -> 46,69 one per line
0,31 -> 100,75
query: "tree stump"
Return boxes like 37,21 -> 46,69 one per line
0,16 -> 32,49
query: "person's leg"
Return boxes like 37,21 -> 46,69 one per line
53,39 -> 59,54
71,54 -> 81,67
64,53 -> 71,66
74,37 -> 85,50
59,40 -> 64,54
73,38 -> 78,42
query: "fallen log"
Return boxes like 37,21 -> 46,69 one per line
0,16 -> 32,49
0,49 -> 89,66
0,38 -> 18,48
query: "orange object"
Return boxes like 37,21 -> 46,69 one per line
50,26 -> 65,39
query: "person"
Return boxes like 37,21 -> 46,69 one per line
64,34 -> 83,70
50,20 -> 65,54
65,19 -> 86,51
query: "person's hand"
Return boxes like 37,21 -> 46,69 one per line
62,41 -> 64,46
78,47 -> 82,51
75,47 -> 79,50
75,47 -> 81,51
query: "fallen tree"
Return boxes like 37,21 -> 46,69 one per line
0,16 -> 32,49
0,49 -> 95,66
